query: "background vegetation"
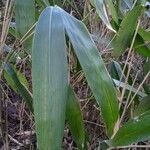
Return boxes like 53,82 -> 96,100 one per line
0,0 -> 150,149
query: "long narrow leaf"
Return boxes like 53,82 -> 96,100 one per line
49,0 -> 62,5
112,6 -> 145,57
108,60 -> 125,81
3,63 -> 33,112
92,0 -> 116,32
60,7 -> 119,136
105,0 -> 119,24
32,7 -> 68,149
110,111 -> 150,146
138,28 -> 150,42
134,34 -> 150,57
4,65 -> 29,92
66,86 -> 85,149
15,0 -> 35,52
133,96 -> 150,117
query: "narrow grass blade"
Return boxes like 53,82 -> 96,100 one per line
66,86 -> 85,149
108,60 -> 125,81
112,6 -> 145,57
135,44 -> 150,58
60,7 -> 119,136
49,0 -> 62,5
138,28 -> 150,42
113,79 -> 147,97
110,111 -> 150,146
15,0 -> 35,52
3,63 -> 33,112
4,65 -> 29,92
144,60 -> 150,75
32,7 -> 68,149
133,96 -> 150,117
15,0 -> 35,36
105,0 -> 119,24
92,0 -> 116,32
134,34 -> 150,57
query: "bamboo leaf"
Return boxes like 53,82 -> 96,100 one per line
110,111 -> 150,146
108,60 -> 125,81
15,0 -> 35,52
3,63 -> 33,112
144,60 -> 150,76
91,0 -> 116,32
135,43 -> 150,58
5,65 -> 85,149
49,0 -> 62,5
138,28 -> 150,42
4,65 -> 29,92
105,0 -> 119,24
112,5 -> 145,57
60,7 -> 119,136
15,0 -> 35,37
32,7 -> 68,149
138,63 -> 150,95
134,96 -> 150,116
134,34 -> 150,58
66,86 -> 85,149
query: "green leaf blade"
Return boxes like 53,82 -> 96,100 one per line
92,0 -> 116,32
105,0 -> 119,24
15,0 -> 35,52
138,28 -> 150,42
134,34 -> 150,58
134,96 -> 150,117
61,8 -> 119,136
15,0 -> 35,37
32,7 -> 68,149
113,5 -> 145,57
3,63 -> 33,112
111,111 -> 150,146
66,86 -> 85,149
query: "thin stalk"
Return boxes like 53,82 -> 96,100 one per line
127,70 -> 150,108
119,70 -> 139,125
109,144 -> 150,149
0,0 -> 9,47
0,0 -> 13,56
132,0 -> 138,9
112,20 -> 140,138
19,22 -> 37,43
19,31 -> 34,46
119,20 -> 140,109
119,52 -> 134,108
